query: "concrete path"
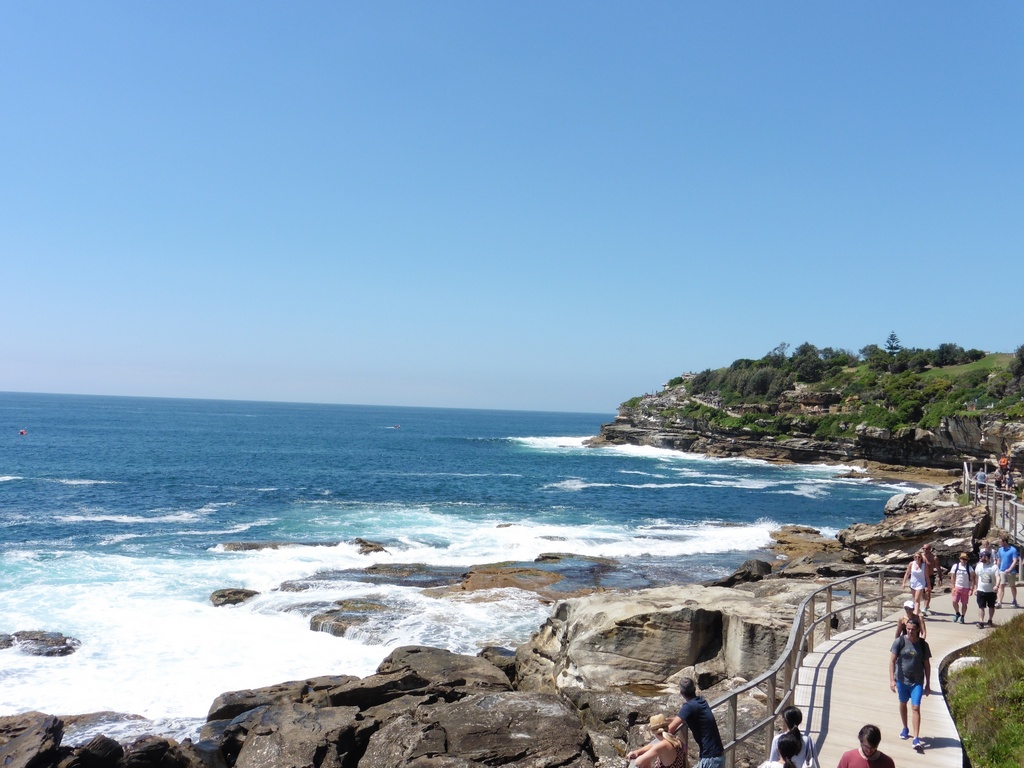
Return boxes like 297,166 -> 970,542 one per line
793,599 -> 1017,768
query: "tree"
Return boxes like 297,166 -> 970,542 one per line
884,332 -> 902,355
1010,344 -> 1024,380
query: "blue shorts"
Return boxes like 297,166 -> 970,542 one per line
896,680 -> 925,706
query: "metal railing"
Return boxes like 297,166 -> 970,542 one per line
963,461 -> 1023,550
707,569 -> 893,768
701,470 -> 1023,768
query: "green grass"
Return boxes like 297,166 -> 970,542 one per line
947,614 -> 1024,768
920,353 -> 1013,381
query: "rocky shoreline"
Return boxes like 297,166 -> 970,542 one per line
587,390 -> 1024,473
3,479 -> 1010,768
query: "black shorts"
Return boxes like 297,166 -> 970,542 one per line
977,591 -> 997,610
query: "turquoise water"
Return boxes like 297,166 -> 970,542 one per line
0,392 -> 909,741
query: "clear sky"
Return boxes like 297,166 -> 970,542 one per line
2,4 -> 1021,414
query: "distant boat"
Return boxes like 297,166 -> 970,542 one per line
386,424 -> 401,429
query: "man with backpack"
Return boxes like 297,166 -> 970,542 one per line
889,617 -> 931,751
949,552 -> 976,623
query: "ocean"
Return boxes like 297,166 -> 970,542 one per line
0,392 -> 912,743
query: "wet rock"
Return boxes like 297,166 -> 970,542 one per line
353,537 -> 388,554
207,676 -> 358,721
0,713 -> 63,768
8,630 -> 81,656
71,734 -> 124,768
310,598 -> 388,636
209,589 -> 259,607
221,541 -> 339,551
706,558 -> 773,587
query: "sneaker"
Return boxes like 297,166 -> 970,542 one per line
913,737 -> 923,750
900,727 -> 910,740
997,602 -> 1003,608
1014,601 -> 1019,608
954,612 -> 961,622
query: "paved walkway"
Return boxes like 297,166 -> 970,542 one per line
793,599 -> 1017,767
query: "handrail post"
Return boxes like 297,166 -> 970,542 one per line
806,594 -> 815,653
725,697 -> 737,768
825,588 -> 833,641
877,571 -> 884,622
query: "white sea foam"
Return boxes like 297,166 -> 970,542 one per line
49,478 -> 118,486
0,475 -> 23,482
57,512 -> 201,524
511,436 -> 590,450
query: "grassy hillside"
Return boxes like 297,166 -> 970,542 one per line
638,342 -> 1024,440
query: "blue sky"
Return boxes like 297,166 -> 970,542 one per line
2,4 -> 1021,413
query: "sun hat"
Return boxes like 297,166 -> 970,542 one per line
903,600 -> 915,609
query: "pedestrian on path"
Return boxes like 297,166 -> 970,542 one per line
889,617 -> 931,750
759,730 -> 800,768
921,543 -> 941,614
975,552 -> 1001,626
769,706 -> 815,768
949,552 -> 976,623
836,724 -> 895,768
996,536 -> 1019,607
894,600 -> 927,639
901,551 -> 929,616
667,678 -> 725,768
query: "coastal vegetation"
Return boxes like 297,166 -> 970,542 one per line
947,614 -> 1024,768
636,338 -> 1024,440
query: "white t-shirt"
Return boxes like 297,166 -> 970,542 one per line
950,563 -> 974,589
977,562 -> 1000,593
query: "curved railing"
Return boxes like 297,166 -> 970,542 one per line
964,466 -> 1023,545
707,569 -> 894,768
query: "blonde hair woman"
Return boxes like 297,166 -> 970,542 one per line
902,550 -> 929,616
627,714 -> 688,768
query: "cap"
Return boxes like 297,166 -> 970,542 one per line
903,600 -> 915,609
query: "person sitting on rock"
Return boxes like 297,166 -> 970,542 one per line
627,714 -> 687,768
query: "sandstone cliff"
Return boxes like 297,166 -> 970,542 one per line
588,387 -> 1024,470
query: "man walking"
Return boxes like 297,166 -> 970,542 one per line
996,536 -> 1019,608
889,617 -> 931,751
975,551 -> 1001,626
921,543 -> 941,615
667,677 -> 725,768
836,724 -> 895,768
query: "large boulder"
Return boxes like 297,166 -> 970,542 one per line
0,713 -> 63,768
207,675 -> 357,721
838,503 -> 989,567
358,692 -> 595,768
514,585 -> 797,695
326,646 -> 511,708
232,704 -> 367,768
